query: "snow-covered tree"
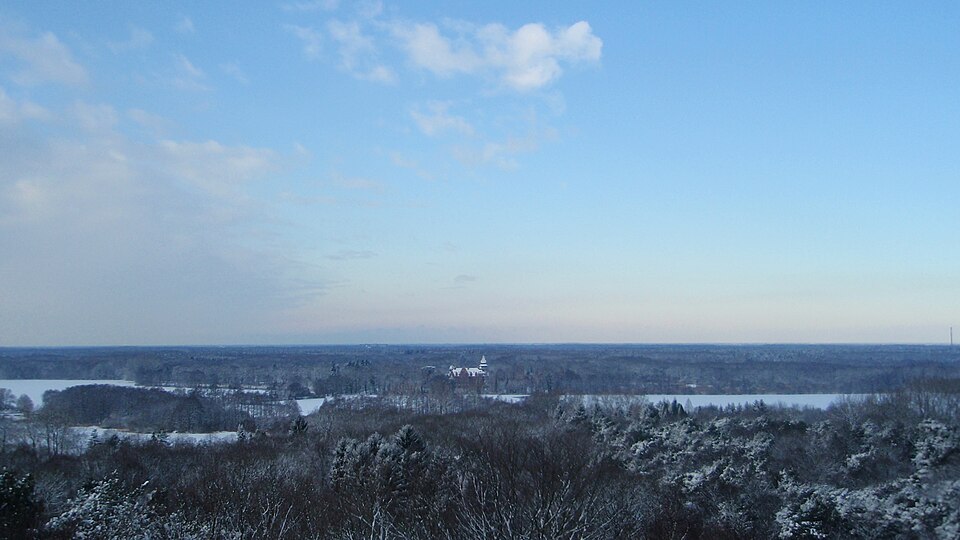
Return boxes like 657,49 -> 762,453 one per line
0,469 -> 42,538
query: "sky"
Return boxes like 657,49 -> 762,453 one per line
0,1 -> 958,346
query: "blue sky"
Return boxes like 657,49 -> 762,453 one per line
0,1 -> 957,345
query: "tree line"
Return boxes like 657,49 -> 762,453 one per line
2,344 -> 959,396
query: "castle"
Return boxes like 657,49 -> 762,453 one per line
448,355 -> 488,379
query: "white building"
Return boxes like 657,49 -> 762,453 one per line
448,355 -> 488,378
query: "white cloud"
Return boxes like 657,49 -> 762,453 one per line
108,26 -> 154,52
410,101 -> 474,136
127,108 -> 172,136
0,90 -> 17,121
392,23 -> 480,76
172,54 -> 210,91
392,20 -> 602,91
176,16 -> 195,34
362,64 -> 395,83
327,20 -> 373,65
356,0 -> 383,19
71,101 -> 119,134
0,113 -> 319,345
220,61 -> 249,84
292,142 -> 310,157
0,29 -> 88,86
0,86 -> 49,123
176,54 -> 203,78
283,14 -> 600,91
451,123 -> 558,169
285,25 -> 323,60
158,139 -> 276,199
389,151 -> 434,181
326,20 -> 395,83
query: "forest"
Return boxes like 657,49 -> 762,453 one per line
0,381 -> 958,538
0,346 -> 958,538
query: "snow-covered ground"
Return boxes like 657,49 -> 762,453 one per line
481,394 -> 529,404
569,393 -> 869,409
150,385 -> 274,396
295,397 -> 329,414
296,394 -> 378,414
0,379 -> 281,405
72,426 -> 237,447
0,379 -> 137,405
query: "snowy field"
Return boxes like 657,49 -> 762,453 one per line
72,427 -> 238,447
151,385 -> 274,396
296,394 -> 379,414
296,397 -> 329,414
0,379 -> 137,405
481,394 -> 529,404
570,393 -> 869,410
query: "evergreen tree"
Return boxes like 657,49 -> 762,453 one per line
0,469 -> 42,540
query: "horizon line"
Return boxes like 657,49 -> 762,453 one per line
1,341 -> 958,350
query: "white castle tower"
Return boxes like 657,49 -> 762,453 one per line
479,355 -> 488,373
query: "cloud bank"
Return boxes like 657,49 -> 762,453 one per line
0,28 -> 88,86
392,20 -> 602,91
0,90 -> 321,344
284,11 -> 602,91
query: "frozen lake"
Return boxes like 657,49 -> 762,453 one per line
571,393 -> 868,409
0,379 -> 137,405
300,393 -> 866,411
0,379 -> 868,413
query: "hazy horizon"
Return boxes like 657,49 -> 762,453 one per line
1,2 -> 958,346
2,340 -> 957,349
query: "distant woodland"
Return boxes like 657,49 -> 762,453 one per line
2,344 -> 959,396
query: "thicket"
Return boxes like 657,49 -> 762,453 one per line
40,385 -> 252,433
